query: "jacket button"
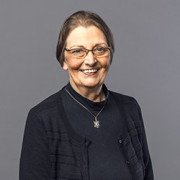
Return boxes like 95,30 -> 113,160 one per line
118,139 -> 123,144
126,160 -> 130,165
84,139 -> 91,147
85,141 -> 90,147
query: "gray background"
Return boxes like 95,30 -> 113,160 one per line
0,0 -> 180,179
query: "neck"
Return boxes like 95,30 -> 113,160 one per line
69,82 -> 105,102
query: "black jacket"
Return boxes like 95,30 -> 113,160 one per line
19,89 -> 154,180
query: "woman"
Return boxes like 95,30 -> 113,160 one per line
20,10 -> 154,180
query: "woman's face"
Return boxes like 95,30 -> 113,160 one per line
63,25 -> 111,93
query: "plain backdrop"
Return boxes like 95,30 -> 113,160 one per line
0,0 -> 180,179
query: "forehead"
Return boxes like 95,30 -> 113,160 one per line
66,25 -> 107,47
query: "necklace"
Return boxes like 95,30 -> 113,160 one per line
65,88 -> 108,128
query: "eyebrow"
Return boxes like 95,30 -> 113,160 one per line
68,43 -> 108,49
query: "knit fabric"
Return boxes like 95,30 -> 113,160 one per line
62,83 -> 132,179
19,84 -> 154,180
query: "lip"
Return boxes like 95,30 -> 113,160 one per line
79,68 -> 99,75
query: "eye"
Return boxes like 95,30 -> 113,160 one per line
94,46 -> 108,54
70,48 -> 85,55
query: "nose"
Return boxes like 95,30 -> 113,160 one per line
84,51 -> 97,66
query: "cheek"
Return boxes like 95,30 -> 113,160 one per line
65,57 -> 82,70
71,62 -> 82,70
100,58 -> 111,69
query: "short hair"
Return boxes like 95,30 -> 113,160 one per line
56,10 -> 115,66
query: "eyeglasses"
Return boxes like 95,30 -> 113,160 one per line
64,45 -> 111,59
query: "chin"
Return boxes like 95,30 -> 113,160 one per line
81,81 -> 102,89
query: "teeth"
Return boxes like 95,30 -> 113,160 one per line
82,69 -> 98,73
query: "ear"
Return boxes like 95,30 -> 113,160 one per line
62,60 -> 68,70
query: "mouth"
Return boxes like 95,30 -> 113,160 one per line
80,68 -> 99,75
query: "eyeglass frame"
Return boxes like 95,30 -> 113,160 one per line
64,45 -> 112,59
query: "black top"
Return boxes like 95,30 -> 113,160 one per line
19,85 -> 154,180
61,83 -> 132,180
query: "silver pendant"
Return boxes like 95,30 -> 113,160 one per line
93,117 -> 100,128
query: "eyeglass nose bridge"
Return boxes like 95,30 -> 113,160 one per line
84,49 -> 95,58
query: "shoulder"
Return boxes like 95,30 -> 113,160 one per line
28,89 -> 63,118
109,90 -> 142,117
109,91 -> 145,135
109,90 -> 139,106
25,88 -> 67,134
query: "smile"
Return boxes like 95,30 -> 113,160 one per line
80,69 -> 99,74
